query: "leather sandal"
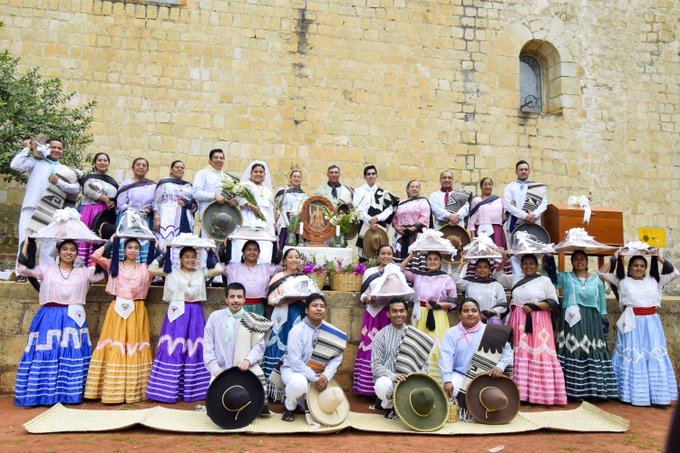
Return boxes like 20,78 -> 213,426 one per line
282,409 -> 295,422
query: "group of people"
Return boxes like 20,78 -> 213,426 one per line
11,140 -> 543,270
10,141 -> 678,422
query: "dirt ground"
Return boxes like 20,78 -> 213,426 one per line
0,394 -> 674,453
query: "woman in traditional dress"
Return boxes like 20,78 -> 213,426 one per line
391,179 -> 431,262
262,248 -> 307,400
552,250 -> 618,400
116,157 -> 157,263
145,246 -> 223,403
353,244 -> 396,398
399,251 -> 456,384
453,258 -> 507,324
222,240 -> 278,316
232,160 -> 275,263
467,177 -> 511,274
77,152 -> 118,266
84,236 -> 154,404
14,239 -> 104,406
599,251 -> 679,406
153,160 -> 195,262
493,253 -> 567,405
274,169 -> 308,249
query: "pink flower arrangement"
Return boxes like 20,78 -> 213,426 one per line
325,258 -> 373,277
299,255 -> 327,275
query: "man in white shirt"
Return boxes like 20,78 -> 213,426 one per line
353,165 -> 399,260
503,160 -> 548,273
203,282 -> 273,416
428,170 -> 471,229
280,293 -> 344,423
10,138 -> 80,270
313,164 -> 353,207
192,149 -> 237,272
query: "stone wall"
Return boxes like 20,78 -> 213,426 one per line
2,281 -> 680,395
0,1 -> 678,282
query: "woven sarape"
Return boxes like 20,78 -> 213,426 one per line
269,321 -> 347,391
394,326 -> 436,375
509,183 -> 545,230
457,324 -> 514,417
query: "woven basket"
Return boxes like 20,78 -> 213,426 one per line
447,399 -> 459,423
311,272 -> 327,290
330,272 -> 362,292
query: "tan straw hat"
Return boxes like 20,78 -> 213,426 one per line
306,380 -> 350,427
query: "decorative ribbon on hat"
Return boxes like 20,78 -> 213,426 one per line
222,385 -> 252,421
567,195 -> 591,224
409,389 -> 435,418
52,207 -> 81,223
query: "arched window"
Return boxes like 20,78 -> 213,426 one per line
519,55 -> 542,112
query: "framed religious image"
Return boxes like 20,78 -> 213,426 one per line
300,196 -> 335,245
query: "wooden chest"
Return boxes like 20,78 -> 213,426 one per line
543,204 -> 624,246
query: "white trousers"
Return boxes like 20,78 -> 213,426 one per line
281,369 -> 309,411
451,371 -> 466,397
374,376 -> 395,409
16,207 -> 57,269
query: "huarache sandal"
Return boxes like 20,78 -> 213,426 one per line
282,409 -> 295,422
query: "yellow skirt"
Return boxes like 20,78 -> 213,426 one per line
414,307 -> 450,386
84,300 -> 153,404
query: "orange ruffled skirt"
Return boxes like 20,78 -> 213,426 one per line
84,300 -> 153,404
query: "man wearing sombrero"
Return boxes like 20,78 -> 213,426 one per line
440,298 -> 513,401
203,282 -> 274,416
440,298 -> 520,423
279,293 -> 347,424
353,165 -> 399,260
372,298 -> 434,420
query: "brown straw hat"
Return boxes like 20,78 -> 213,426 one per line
362,226 -> 389,258
465,374 -> 520,425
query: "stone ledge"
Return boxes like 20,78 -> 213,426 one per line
1,282 -> 680,394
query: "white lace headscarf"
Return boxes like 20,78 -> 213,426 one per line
241,160 -> 272,191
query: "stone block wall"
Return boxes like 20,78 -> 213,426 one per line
2,281 -> 680,395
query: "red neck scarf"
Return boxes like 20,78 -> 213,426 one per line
441,187 -> 452,204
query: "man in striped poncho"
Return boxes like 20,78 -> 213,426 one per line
372,298 -> 435,420
279,293 -> 347,423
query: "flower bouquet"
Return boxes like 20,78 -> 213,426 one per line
300,254 -> 328,289
325,257 -> 375,291
320,204 -> 360,236
285,212 -> 302,246
220,172 -> 266,221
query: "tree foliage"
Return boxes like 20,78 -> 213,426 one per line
0,50 -> 96,183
